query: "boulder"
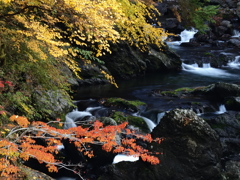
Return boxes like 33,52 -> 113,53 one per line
194,82 -> 240,102
225,97 -> 240,111
98,109 -> 223,180
99,42 -> 182,80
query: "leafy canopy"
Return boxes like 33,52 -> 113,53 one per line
177,0 -> 219,33
0,0 -> 168,118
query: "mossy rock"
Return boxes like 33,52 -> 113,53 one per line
160,87 -> 195,97
127,115 -> 149,133
111,111 -> 149,133
104,98 -> 146,112
111,111 -> 127,124
225,97 -> 240,111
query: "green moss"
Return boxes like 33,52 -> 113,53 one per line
204,52 -> 214,56
110,111 -> 127,124
111,111 -> 149,132
127,115 -> 149,133
105,98 -> 146,112
211,123 -> 228,130
191,102 -> 202,105
175,87 -> 194,92
160,87 -> 195,96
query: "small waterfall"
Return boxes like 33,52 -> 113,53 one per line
133,113 -> 156,132
112,154 -> 139,164
195,109 -> 202,116
166,28 -> 198,46
182,63 -> 233,77
157,112 -> 165,124
232,30 -> 240,38
228,56 -> 240,69
180,28 -> 198,43
64,110 -> 92,129
202,63 -> 211,68
215,104 -> 227,114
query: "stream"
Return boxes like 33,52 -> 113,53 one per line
74,29 -> 240,110
58,30 -> 240,179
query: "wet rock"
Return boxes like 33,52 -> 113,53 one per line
151,109 -> 222,180
237,2 -> 240,19
225,97 -> 240,111
98,109 -> 223,180
35,90 -> 72,119
207,111 -> 240,155
194,82 -> 240,102
228,38 -> 240,47
98,42 -> 182,80
223,160 -> 240,180
165,18 -> 179,29
19,164 -> 55,180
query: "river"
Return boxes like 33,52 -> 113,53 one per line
58,29 -> 240,180
74,29 -> 240,110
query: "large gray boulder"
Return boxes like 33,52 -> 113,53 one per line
98,109 -> 223,180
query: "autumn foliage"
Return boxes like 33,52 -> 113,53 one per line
0,114 -> 162,179
0,0 -> 166,178
0,0 -> 169,120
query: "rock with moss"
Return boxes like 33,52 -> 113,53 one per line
127,115 -> 149,133
99,117 -> 117,126
194,82 -> 240,101
103,98 -> 146,112
98,108 -> 223,180
111,111 -> 149,133
35,89 -> 74,120
98,42 -> 181,80
225,97 -> 240,111
159,87 -> 195,97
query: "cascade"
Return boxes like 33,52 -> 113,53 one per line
167,28 -> 198,46
180,28 -> 198,43
202,63 -> 211,68
215,104 -> 227,114
157,112 -> 165,124
112,154 -> 139,164
133,113 -> 156,132
182,63 -> 233,78
195,109 -> 202,116
232,29 -> 240,37
64,110 -> 92,129
228,56 -> 240,68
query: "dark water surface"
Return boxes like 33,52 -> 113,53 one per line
75,45 -> 240,110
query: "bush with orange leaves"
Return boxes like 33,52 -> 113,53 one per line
0,115 -> 163,179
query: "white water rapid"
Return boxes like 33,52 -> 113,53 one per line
133,113 -> 156,132
227,56 -> 240,69
232,30 -> 240,38
215,104 -> 227,114
64,110 -> 92,129
167,28 -> 198,46
112,154 -> 139,164
182,63 -> 234,78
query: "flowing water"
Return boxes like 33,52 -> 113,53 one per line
75,29 -> 240,103
64,29 -> 240,166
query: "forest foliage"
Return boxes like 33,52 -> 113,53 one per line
0,0 -> 220,178
0,0 -> 166,178
0,0 -> 168,119
177,0 -> 219,33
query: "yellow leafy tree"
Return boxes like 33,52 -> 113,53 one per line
0,0 -> 168,119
